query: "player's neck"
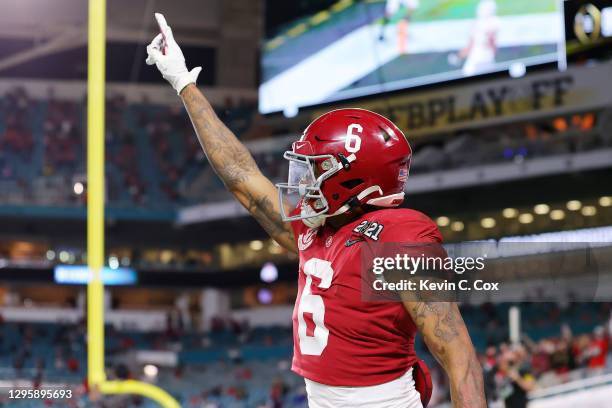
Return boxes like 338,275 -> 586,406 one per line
326,206 -> 370,231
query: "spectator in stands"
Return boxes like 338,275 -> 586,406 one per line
572,333 -> 591,369
66,355 -> 79,373
1,88 -> 34,162
1,86 -> 609,209
498,347 -> 536,408
549,338 -> 573,374
270,378 -> 288,408
2,116 -> 33,160
54,347 -> 66,371
586,326 -> 609,373
481,346 -> 499,405
12,352 -> 25,374
43,97 -> 81,175
530,339 -> 553,375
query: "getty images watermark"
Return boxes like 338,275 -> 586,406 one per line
360,242 -> 612,303
371,253 -> 500,293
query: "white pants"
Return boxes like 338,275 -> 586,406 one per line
305,368 -> 423,408
463,48 -> 495,76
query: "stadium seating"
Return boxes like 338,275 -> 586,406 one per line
1,88 -> 609,212
0,302 -> 609,407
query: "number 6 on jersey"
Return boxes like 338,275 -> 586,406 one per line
297,258 -> 334,355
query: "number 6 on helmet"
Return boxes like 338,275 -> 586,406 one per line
345,124 -> 362,153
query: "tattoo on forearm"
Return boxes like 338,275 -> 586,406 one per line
180,85 -> 295,249
244,191 -> 293,243
451,356 -> 486,408
410,302 -> 460,348
408,302 -> 486,408
181,86 -> 258,190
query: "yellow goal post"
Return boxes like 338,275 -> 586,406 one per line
87,1 -> 180,406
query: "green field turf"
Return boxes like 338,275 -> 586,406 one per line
339,43 -> 557,91
270,0 -> 558,44
409,0 -> 558,22
263,0 -> 559,83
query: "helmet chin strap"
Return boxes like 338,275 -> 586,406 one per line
302,213 -> 326,228
301,204 -> 327,228
300,185 -> 383,229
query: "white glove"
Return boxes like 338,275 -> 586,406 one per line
146,13 -> 202,95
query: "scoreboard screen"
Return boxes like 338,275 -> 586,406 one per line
260,0 -> 562,115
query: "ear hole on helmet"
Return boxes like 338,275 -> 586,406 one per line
340,178 -> 364,189
379,126 -> 392,143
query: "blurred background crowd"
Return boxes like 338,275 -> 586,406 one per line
0,302 -> 610,407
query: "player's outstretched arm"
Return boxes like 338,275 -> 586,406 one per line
146,13 -> 296,252
404,301 -> 486,408
180,85 -> 296,251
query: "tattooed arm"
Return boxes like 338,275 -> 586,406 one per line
404,301 -> 486,407
179,84 -> 296,252
145,14 -> 296,252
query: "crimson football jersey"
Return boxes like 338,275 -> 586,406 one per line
290,208 -> 443,386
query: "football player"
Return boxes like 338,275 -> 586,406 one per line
147,13 -> 485,408
379,0 -> 419,50
460,0 -> 500,77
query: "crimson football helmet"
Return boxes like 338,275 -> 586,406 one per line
276,108 -> 412,228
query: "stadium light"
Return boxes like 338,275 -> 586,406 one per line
566,200 -> 582,211
534,204 -> 550,215
451,221 -> 465,232
250,240 -> 264,251
74,182 -> 85,195
518,213 -> 534,224
436,216 -> 450,227
581,206 -> 597,216
599,196 -> 612,207
260,262 -> 278,283
143,364 -> 158,378
502,208 -> 518,218
550,209 -> 566,220
257,288 -> 273,305
59,251 -> 70,263
108,256 -> 119,270
481,218 -> 496,229
46,250 -> 56,261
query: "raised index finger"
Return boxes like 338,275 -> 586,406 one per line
155,13 -> 171,38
